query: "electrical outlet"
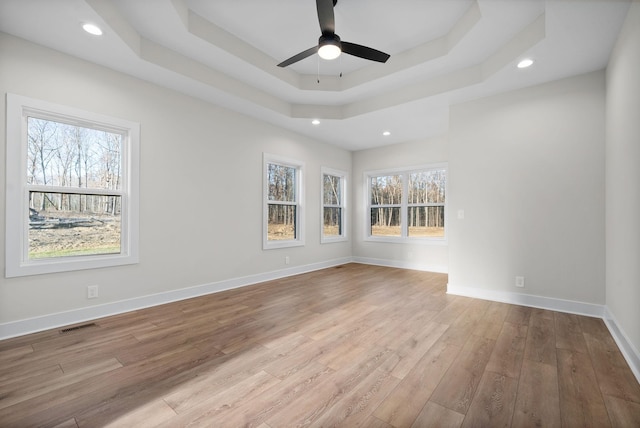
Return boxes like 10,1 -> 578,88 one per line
515,276 -> 525,288
87,285 -> 99,299
285,256 -> 290,265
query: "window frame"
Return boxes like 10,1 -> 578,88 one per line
5,94 -> 140,277
320,167 -> 348,244
365,163 -> 447,245
263,153 -> 305,250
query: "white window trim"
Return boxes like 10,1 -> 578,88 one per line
5,94 -> 140,277
364,162 -> 447,245
321,166 -> 348,244
263,153 -> 305,250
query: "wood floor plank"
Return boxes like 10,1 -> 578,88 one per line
461,370 -> 519,428
53,334 -> 142,368
161,342 -> 288,413
0,329 -> 58,353
603,394 -> 640,428
1,331 -> 138,375
302,300 -> 378,341
512,358 -> 561,428
373,340 -> 461,427
0,345 -> 206,427
577,314 -> 611,339
505,305 -> 532,326
101,399 -> 177,428
439,299 -> 491,347
430,334 -> 496,414
524,310 -> 557,366
485,321 -> 528,379
308,368 -> 401,427
555,312 -> 588,353
391,321 -> 450,379
557,348 -> 612,427
0,363 -> 63,392
584,332 -> 640,404
0,264 -> 638,426
74,346 -> 225,427
411,402 -> 465,428
211,362 -> 335,427
431,296 -> 473,325
314,339 -> 368,371
0,344 -> 33,361
265,346 -> 397,427
472,301 -> 511,340
393,307 -> 440,336
155,370 -> 280,428
0,357 -> 122,411
51,418 -> 79,428
252,333 -> 316,380
219,309 -> 316,355
362,415 -> 394,428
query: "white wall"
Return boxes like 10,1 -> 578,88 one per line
605,0 -> 640,365
448,71 -> 606,305
352,136 -> 449,272
0,34 -> 351,334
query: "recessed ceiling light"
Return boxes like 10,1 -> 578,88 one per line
382,131 -> 391,136
82,23 -> 103,36
517,58 -> 534,69
312,119 -> 320,125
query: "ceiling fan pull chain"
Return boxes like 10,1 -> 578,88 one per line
317,55 -> 321,83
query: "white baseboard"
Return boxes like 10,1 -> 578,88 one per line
446,284 -> 605,317
0,257 -> 351,340
351,256 -> 448,274
447,283 -> 640,384
603,307 -> 640,384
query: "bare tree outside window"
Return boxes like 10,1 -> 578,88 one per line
267,163 -> 297,240
323,174 -> 342,236
370,175 -> 402,237
408,170 -> 446,237
367,167 -> 446,240
27,117 -> 123,259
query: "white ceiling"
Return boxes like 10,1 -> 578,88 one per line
0,0 -> 631,151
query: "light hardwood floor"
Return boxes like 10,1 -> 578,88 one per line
1,264 -> 639,427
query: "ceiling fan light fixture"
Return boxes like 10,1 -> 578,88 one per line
318,35 -> 341,60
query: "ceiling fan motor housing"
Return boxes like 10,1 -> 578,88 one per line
319,33 -> 341,48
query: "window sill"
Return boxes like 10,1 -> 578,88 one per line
263,240 -> 305,250
6,252 -> 139,278
321,233 -> 348,244
364,236 -> 448,246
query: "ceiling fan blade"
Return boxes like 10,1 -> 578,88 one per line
341,41 -> 390,63
316,0 -> 335,34
277,46 -> 319,67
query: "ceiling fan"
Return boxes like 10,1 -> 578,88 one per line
277,0 -> 391,68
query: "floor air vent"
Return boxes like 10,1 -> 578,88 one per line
60,323 -> 98,334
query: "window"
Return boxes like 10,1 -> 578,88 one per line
321,167 -> 347,243
366,164 -> 446,243
5,94 -> 139,277
263,153 -> 304,249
